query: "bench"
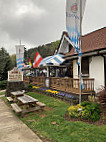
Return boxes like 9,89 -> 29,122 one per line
11,103 -> 22,114
36,102 -> 46,109
6,97 -> 13,103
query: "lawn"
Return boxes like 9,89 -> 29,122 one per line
0,91 -> 5,95
19,92 -> 106,142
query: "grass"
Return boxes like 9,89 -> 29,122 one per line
0,91 -> 5,95
18,92 -> 106,142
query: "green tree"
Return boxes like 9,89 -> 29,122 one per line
0,47 -> 13,81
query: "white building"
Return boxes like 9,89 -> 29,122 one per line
56,27 -> 106,92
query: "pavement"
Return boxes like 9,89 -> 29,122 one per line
0,98 -> 42,142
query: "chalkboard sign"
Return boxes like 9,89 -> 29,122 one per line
8,67 -> 23,82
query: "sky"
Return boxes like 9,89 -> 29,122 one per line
0,0 -> 106,55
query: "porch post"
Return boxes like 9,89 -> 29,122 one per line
47,66 -> 49,77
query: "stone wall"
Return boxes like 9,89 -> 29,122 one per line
5,81 -> 25,97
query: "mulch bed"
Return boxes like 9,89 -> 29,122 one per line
64,111 -> 106,126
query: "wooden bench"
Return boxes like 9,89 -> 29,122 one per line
36,102 -> 46,109
6,97 -> 13,103
11,103 -> 22,114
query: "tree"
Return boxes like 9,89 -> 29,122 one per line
0,47 -> 13,81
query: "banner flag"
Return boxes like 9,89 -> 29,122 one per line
16,45 -> 24,71
29,58 -> 32,67
33,52 -> 43,68
66,0 -> 86,52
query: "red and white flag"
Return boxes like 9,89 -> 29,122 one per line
33,52 -> 43,68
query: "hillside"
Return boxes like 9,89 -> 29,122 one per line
24,40 -> 60,63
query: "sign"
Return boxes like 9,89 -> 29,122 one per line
8,67 -> 23,82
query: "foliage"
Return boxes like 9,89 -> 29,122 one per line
68,104 -> 84,118
97,87 -> 106,109
24,40 -> 60,64
10,54 -> 16,67
0,80 -> 7,90
26,84 -> 33,91
0,47 -> 13,81
19,92 -> 106,142
68,101 -> 101,122
81,101 -> 101,122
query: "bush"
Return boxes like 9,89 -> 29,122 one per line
0,80 -> 7,90
68,101 -> 101,122
26,84 -> 33,91
81,101 -> 101,122
68,104 -> 84,118
97,87 -> 106,109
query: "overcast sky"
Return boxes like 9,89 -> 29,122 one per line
0,0 -> 106,55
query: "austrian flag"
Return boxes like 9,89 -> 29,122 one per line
33,52 -> 43,68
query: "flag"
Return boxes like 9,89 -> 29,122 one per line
23,63 -> 27,68
81,74 -> 83,90
29,58 -> 32,67
16,45 -> 24,71
33,52 -> 43,68
66,0 -> 86,52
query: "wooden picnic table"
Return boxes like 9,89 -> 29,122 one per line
17,95 -> 38,111
11,90 -> 25,102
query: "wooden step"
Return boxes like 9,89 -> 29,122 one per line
11,103 -> 22,114
6,97 -> 13,102
36,102 -> 46,108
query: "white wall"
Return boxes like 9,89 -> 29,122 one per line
89,56 -> 105,92
73,59 -> 78,79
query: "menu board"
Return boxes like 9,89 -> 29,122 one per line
8,67 -> 23,81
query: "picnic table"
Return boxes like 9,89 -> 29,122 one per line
17,95 -> 38,111
11,90 -> 25,102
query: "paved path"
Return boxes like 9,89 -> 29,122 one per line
0,99 -> 42,142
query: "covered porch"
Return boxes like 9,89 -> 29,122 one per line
23,76 -> 94,95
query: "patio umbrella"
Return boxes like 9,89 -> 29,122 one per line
38,54 -> 65,67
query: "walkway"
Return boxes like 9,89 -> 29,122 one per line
0,99 -> 42,142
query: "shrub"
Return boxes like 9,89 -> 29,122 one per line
26,84 -> 33,91
97,87 -> 106,109
0,80 -> 7,90
68,104 -> 84,118
68,101 -> 101,122
81,101 -> 101,122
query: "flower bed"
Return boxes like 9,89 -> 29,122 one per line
31,85 -> 77,104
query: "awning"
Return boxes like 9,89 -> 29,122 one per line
38,54 -> 65,67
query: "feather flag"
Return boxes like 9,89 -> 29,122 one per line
16,45 -> 24,71
29,58 -> 32,67
33,52 -> 43,68
66,0 -> 86,53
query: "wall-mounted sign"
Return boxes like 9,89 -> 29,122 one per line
8,67 -> 23,81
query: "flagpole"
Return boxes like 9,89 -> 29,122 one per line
79,0 -> 82,104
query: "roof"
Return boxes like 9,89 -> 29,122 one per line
65,27 -> 106,57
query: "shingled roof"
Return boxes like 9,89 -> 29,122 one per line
65,27 -> 106,57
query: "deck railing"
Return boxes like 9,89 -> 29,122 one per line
23,76 -> 94,94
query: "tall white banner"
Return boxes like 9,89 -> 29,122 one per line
16,45 -> 24,71
66,0 -> 86,52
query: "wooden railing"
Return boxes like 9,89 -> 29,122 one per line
31,76 -> 46,87
23,76 -> 94,94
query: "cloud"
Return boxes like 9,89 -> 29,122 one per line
0,0 -> 105,55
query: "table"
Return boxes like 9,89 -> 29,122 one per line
17,95 -> 38,110
11,90 -> 25,102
